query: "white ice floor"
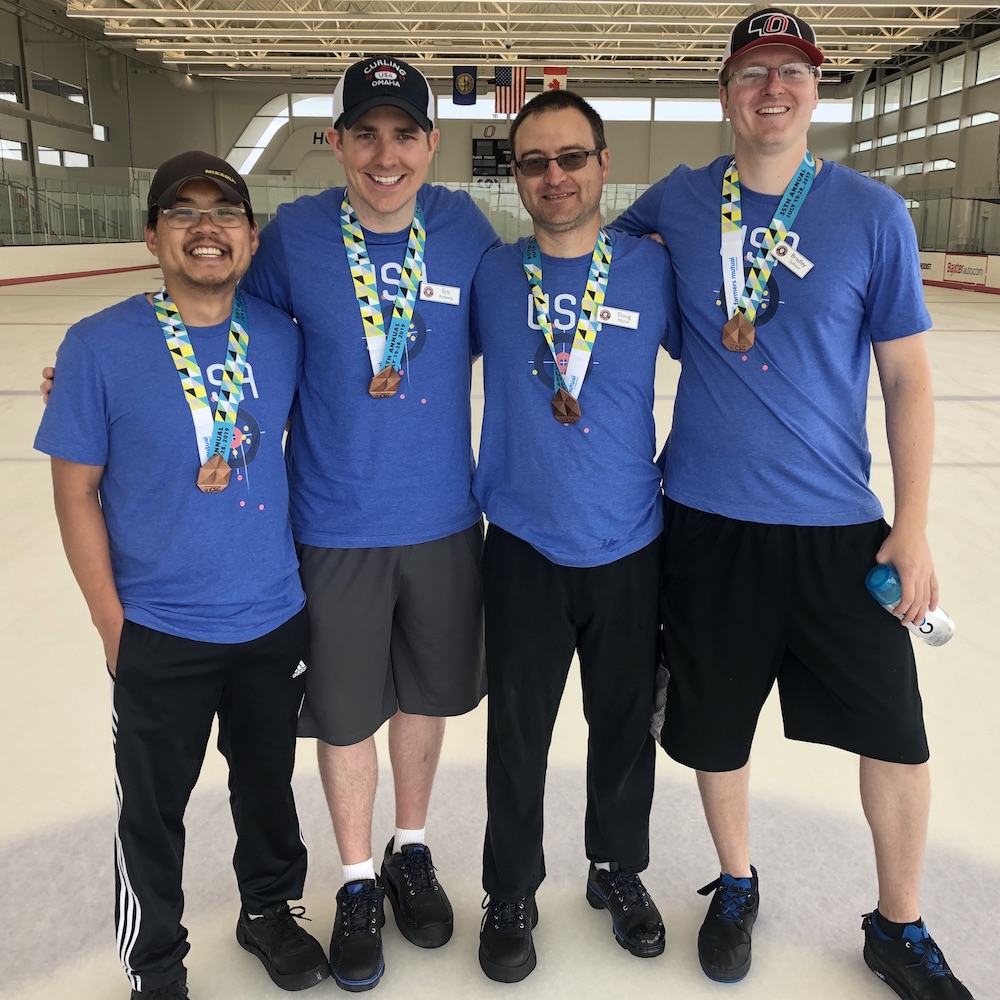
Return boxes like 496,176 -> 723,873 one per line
1,271 -> 997,1000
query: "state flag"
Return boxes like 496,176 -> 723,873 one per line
453,66 -> 477,105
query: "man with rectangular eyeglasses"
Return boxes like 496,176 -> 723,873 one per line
471,89 -> 679,983
35,151 -> 330,999
615,8 -> 974,999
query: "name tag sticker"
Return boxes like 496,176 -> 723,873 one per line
772,241 -> 814,278
596,305 -> 640,329
419,282 -> 461,306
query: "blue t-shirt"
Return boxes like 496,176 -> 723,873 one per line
615,157 -> 932,527
472,233 -> 678,568
34,293 -> 304,643
241,184 -> 500,548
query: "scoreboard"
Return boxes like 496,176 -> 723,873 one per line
472,123 -> 513,177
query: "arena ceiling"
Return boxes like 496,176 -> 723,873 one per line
60,1 -> 1000,87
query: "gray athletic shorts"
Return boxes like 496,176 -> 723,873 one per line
296,522 -> 486,746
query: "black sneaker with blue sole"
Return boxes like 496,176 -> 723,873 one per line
863,912 -> 975,999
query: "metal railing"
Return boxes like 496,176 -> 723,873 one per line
905,188 -> 1000,255
3,175 -> 996,254
0,175 -> 649,247
0,177 -> 139,245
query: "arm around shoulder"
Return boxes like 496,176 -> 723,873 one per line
240,216 -> 293,314
611,176 -> 669,239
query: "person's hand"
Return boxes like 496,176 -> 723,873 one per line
40,365 -> 55,404
97,615 -> 125,677
873,527 -> 937,626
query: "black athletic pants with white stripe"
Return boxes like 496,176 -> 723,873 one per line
112,609 -> 309,993
482,527 -> 662,900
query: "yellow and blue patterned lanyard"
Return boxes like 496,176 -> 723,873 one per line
341,194 -> 426,378
721,152 -> 815,323
522,228 -> 613,399
154,286 -> 249,463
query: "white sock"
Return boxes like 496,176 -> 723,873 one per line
343,859 -> 376,885
594,861 -> 612,871
395,827 -> 426,850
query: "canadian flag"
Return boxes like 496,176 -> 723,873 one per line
543,67 -> 568,92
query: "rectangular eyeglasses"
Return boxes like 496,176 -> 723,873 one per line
514,148 -> 603,177
727,63 -> 818,87
160,206 -> 247,228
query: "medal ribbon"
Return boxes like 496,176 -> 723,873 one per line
154,286 -> 249,464
341,194 -> 426,377
523,228 -> 613,399
721,152 -> 816,323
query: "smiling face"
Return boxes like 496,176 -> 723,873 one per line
145,178 -> 258,297
720,44 -> 819,158
512,106 -> 609,251
329,105 -> 440,233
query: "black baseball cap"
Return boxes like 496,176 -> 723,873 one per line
333,56 -> 435,132
721,8 -> 824,76
147,150 -> 253,223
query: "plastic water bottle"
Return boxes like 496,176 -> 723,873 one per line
864,564 -> 955,647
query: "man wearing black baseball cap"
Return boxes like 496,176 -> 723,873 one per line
36,150 -> 329,999
147,149 -> 254,223
616,9 -> 973,999
332,56 -> 435,133
241,57 -> 499,991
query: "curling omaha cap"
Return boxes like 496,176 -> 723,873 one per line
333,56 -> 434,132
721,8 -> 824,75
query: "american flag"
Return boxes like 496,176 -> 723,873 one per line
494,66 -> 527,115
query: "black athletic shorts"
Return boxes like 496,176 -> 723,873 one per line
660,500 -> 930,770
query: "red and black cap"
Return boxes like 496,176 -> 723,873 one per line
721,8 -> 825,76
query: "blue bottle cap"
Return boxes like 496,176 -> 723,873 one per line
865,564 -> 901,604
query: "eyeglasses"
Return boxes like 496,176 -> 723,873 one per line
726,63 -> 818,87
514,148 -> 603,177
159,206 -> 247,229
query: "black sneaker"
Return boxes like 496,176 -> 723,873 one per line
329,879 -> 386,993
696,866 -> 759,983
131,978 -> 188,999
478,895 -> 539,983
862,912 -> 975,999
586,863 -> 665,958
236,902 -> 331,991
380,838 -> 454,948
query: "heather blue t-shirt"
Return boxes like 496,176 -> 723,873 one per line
472,233 -> 678,567
35,293 -> 305,643
615,157 -> 932,526
242,184 -> 500,548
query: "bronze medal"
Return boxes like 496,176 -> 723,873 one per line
551,387 -> 581,425
197,453 -> 230,493
369,364 -> 401,398
722,313 -> 755,352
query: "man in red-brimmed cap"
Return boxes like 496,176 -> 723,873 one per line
616,8 -> 974,999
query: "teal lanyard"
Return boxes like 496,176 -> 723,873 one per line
153,287 -> 249,462
522,228 -> 612,397
341,195 -> 426,375
721,152 -> 816,323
